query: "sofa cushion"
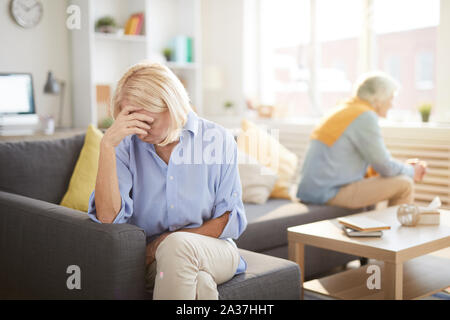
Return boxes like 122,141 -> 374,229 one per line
236,199 -> 361,252
218,249 -> 301,300
0,134 -> 85,204
237,119 -> 298,200
60,126 -> 103,212
238,151 -> 278,205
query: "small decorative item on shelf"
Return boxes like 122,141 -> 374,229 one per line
224,101 -> 235,116
124,13 -> 144,35
418,103 -> 432,123
246,99 -> 277,119
95,16 -> 117,34
257,105 -> 276,119
163,47 -> 173,62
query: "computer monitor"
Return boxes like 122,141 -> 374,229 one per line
0,73 -> 36,115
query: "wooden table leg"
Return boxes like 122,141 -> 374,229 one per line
288,240 -> 305,299
384,261 -> 403,300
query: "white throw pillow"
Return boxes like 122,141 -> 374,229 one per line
238,151 -> 278,205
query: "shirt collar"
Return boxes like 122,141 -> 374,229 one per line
182,110 -> 199,137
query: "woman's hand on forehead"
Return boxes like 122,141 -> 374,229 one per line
127,108 -> 155,125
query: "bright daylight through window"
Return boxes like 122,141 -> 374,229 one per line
259,0 -> 440,120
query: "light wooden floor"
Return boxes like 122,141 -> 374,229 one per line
304,247 -> 450,300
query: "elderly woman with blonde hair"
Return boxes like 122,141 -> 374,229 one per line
87,62 -> 247,300
297,72 -> 427,209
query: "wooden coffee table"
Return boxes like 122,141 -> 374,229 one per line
288,207 -> 450,300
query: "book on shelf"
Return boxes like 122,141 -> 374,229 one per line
338,216 -> 391,232
134,13 -> 144,35
124,17 -> 132,35
125,13 -> 144,36
171,35 -> 193,63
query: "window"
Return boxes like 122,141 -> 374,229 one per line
253,0 -> 441,119
384,55 -> 401,82
258,0 -> 362,117
316,0 -> 362,113
259,0 -> 311,116
374,0 -> 439,116
415,52 -> 434,90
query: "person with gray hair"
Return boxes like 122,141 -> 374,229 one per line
297,71 -> 427,209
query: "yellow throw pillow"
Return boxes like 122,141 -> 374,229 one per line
60,125 -> 104,212
237,119 -> 298,200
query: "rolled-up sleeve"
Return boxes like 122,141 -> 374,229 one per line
87,138 -> 134,224
212,133 -> 248,240
352,112 -> 414,178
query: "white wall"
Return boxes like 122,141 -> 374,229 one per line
201,0 -> 245,117
0,0 -> 72,127
437,0 -> 450,120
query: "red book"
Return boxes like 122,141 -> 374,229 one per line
134,13 -> 144,35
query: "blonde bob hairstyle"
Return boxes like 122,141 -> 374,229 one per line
112,62 -> 193,147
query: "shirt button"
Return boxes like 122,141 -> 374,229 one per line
169,176 -> 174,180
233,192 -> 238,197
170,205 -> 174,209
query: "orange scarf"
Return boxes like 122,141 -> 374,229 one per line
311,97 -> 375,147
311,97 -> 379,177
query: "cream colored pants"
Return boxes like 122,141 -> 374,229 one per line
145,232 -> 240,300
327,175 -> 414,209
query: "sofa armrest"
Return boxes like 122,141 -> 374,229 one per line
0,191 -> 147,299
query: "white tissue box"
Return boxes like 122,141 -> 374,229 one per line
418,211 -> 440,225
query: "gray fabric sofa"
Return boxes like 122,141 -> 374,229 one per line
0,134 -> 301,300
236,199 -> 362,280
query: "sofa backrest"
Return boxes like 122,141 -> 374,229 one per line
0,134 -> 86,204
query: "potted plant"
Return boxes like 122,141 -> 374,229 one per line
163,48 -> 173,62
224,101 -> 235,116
95,16 -> 117,34
418,103 -> 432,123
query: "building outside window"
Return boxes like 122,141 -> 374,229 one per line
415,52 -> 434,90
256,0 -> 440,121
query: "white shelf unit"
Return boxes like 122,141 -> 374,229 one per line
70,0 -> 203,128
94,32 -> 148,43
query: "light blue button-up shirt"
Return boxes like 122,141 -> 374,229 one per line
297,110 -> 415,204
87,111 -> 248,274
